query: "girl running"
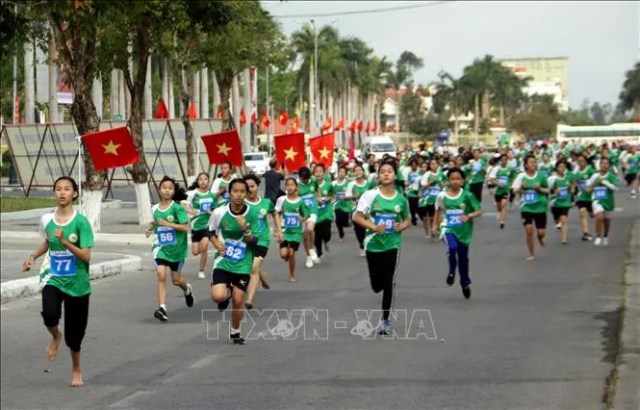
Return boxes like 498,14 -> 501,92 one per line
313,164 -> 335,263
297,166 -> 320,268
209,178 -> 260,344
243,174 -> 273,310
210,162 -> 235,208
182,172 -> 216,279
419,157 -> 444,239
512,155 -> 550,261
623,145 -> 639,198
353,160 -> 411,335
333,166 -> 352,242
22,176 -> 93,387
574,154 -> 596,241
488,154 -> 513,229
466,149 -> 486,203
547,160 -> 574,245
274,178 -> 311,283
432,168 -> 483,299
146,176 -> 194,322
586,158 -> 619,246
403,159 -> 421,226
345,164 -> 372,257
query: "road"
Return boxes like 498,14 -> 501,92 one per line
0,192 -> 638,409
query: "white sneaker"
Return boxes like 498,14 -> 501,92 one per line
359,249 -> 366,257
309,249 -> 320,263
198,271 -> 206,279
602,238 -> 609,246
555,223 -> 561,230
305,256 -> 314,268
315,257 -> 322,265
631,191 -> 637,199
594,237 -> 602,246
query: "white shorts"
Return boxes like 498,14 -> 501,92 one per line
592,201 -> 610,217
305,214 -> 318,231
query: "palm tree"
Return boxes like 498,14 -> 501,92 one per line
387,51 -> 424,131
432,71 -> 473,142
493,67 -> 531,126
460,54 -> 504,135
618,62 -> 640,120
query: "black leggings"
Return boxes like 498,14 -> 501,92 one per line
335,209 -> 350,239
41,285 -> 90,352
365,249 -> 399,321
314,220 -> 332,257
469,182 -> 483,203
354,224 -> 366,250
408,196 -> 419,224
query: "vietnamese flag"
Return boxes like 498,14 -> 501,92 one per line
261,109 -> 270,128
154,98 -> 169,119
201,130 -> 243,167
357,120 -> 363,132
216,105 -> 223,119
279,110 -> 289,126
251,111 -> 257,124
365,121 -> 370,134
372,121 -> 378,133
289,117 -> 300,134
309,132 -> 335,167
239,108 -> 247,126
321,117 -> 332,132
348,133 -> 355,161
82,127 -> 139,172
334,118 -> 344,131
188,101 -> 198,119
274,132 -> 306,171
348,120 -> 356,134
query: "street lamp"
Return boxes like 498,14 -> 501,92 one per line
310,19 -> 318,134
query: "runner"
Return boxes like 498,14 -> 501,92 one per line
403,158 -> 422,226
210,162 -> 235,208
146,176 -> 194,322
345,164 -> 372,257
297,166 -> 320,268
208,178 -> 260,345
586,158 -> 619,246
274,178 -> 311,282
547,160 -> 574,245
21,176 -> 93,387
182,172 -> 216,279
353,160 -> 411,335
332,166 -> 352,242
466,149 -> 486,203
243,174 -> 273,310
419,157 -> 444,239
432,168 -> 483,299
488,154 -> 513,229
623,145 -> 639,198
511,155 -> 551,261
573,154 -> 597,241
313,164 -> 335,262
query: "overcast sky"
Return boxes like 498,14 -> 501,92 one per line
261,1 -> 639,110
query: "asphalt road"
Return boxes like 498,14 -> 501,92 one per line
0,191 -> 638,410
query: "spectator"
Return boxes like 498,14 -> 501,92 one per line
263,158 -> 285,205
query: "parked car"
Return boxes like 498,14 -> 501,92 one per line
361,136 -> 397,160
243,151 -> 269,176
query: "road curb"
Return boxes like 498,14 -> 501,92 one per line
0,200 -> 123,221
0,230 -> 152,246
613,219 -> 640,410
0,253 -> 142,304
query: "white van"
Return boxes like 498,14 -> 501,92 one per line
362,136 -> 397,160
243,151 -> 269,176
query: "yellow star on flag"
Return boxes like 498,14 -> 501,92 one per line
318,146 -> 331,159
217,143 -> 232,156
102,140 -> 121,155
284,146 -> 298,161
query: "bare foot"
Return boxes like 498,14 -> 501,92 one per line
70,370 -> 84,387
288,276 -> 297,283
260,273 -> 270,290
45,333 -> 62,361
526,256 -> 535,261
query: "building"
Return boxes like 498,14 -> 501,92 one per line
498,56 -> 569,112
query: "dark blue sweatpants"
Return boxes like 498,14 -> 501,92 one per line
444,233 -> 471,287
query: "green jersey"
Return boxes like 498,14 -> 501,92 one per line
537,162 -> 554,179
39,211 -> 94,297
436,189 -> 482,246
419,170 -> 444,207
297,179 -> 319,215
574,165 -> 596,202
332,179 -> 352,213
513,172 -> 549,213
490,165 -> 513,196
245,197 -> 275,248
275,196 -> 310,243
587,171 -> 619,212
316,179 -> 335,222
403,168 -> 422,198
609,149 -> 621,167
356,188 -> 410,252
625,152 -> 640,175
547,173 -> 573,208
185,190 -> 216,231
152,202 -> 189,263
210,204 -> 260,275
346,180 -> 372,212
467,159 -> 487,184
211,176 -> 234,207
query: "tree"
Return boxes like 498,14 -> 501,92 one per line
618,61 -> 640,120
460,55 -> 504,135
432,71 -> 472,141
510,94 -> 561,140
387,51 -> 424,131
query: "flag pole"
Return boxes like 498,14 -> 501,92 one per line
196,135 -> 201,175
76,135 -> 83,213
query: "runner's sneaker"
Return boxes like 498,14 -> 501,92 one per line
154,306 -> 168,322
198,271 -> 206,279
602,237 -> 609,246
309,249 -> 320,263
446,273 -> 455,286
230,332 -> 245,345
594,237 -> 602,246
378,320 -> 391,336
324,242 -> 330,253
359,249 -> 366,257
462,286 -> 471,300
581,233 -> 592,241
184,283 -> 194,307
500,222 -> 505,230
555,223 -> 562,230
305,256 -> 314,269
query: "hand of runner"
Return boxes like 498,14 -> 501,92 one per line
532,183 -> 541,192
236,216 -> 247,231
430,226 -> 438,237
460,214 -> 470,223
53,228 -> 64,240
372,222 -> 386,233
214,241 -> 225,255
21,256 -> 34,272
157,218 -> 169,227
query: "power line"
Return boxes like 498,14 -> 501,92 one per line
271,1 -> 456,19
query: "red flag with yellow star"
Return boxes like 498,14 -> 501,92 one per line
274,132 -> 305,171
82,126 -> 139,172
309,132 -> 335,168
201,130 -> 243,167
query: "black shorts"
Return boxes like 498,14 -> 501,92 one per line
191,228 -> 211,243
279,241 -> 300,251
487,183 -> 496,190
521,212 -> 547,229
576,200 -> 593,213
254,245 -> 269,259
494,193 -> 509,203
417,206 -> 427,219
155,258 -> 185,272
212,269 -> 250,292
625,173 -> 639,184
551,206 -> 569,220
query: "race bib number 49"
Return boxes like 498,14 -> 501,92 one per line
157,227 -> 177,246
224,239 -> 247,262
374,213 -> 395,234
49,251 -> 77,276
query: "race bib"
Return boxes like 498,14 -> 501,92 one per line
318,199 -> 327,210
336,191 -> 345,201
409,173 -> 420,183
578,180 -> 587,192
157,227 -> 177,246
221,191 -> 230,201
498,177 -> 508,187
199,200 -> 213,213
224,239 -> 247,262
428,187 -> 441,197
629,161 -> 637,169
283,212 -> 300,228
594,186 -> 607,200
373,213 -> 395,234
472,163 -> 482,174
49,250 -> 77,276
257,217 -> 265,232
556,186 -> 569,199
522,190 -> 538,205
445,209 -> 464,228
301,194 -> 315,209
420,189 -> 429,198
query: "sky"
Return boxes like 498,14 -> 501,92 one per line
261,1 -> 639,110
